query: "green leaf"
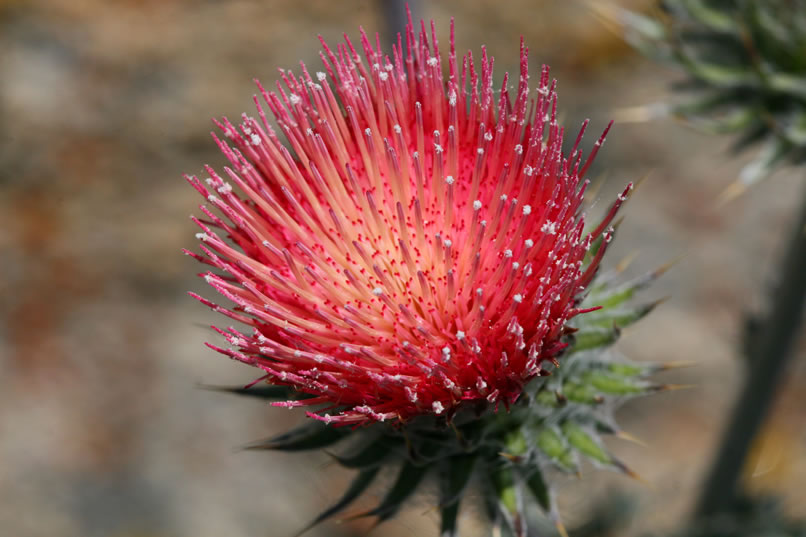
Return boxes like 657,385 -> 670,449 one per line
294,467 -> 379,536
243,422 -> 347,451
363,460 -> 431,521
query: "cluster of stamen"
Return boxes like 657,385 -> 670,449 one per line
185,15 -> 631,425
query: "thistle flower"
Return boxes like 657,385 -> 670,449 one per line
186,17 -> 630,427
186,13 -> 666,536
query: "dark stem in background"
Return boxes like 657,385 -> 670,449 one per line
695,183 -> 806,519
379,0 -> 421,50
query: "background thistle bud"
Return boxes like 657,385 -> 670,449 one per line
600,0 -> 806,195
187,12 -> 668,536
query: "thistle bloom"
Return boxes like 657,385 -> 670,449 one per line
186,17 -> 631,426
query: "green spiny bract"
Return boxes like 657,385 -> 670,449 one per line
212,256 -> 673,537
613,0 -> 806,193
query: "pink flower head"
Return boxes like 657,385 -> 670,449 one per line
185,15 -> 630,426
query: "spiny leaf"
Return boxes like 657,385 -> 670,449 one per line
535,427 -> 577,472
570,325 -> 621,352
586,259 -> 676,309
562,422 -> 643,481
681,0 -> 738,33
580,371 -> 646,396
201,383 -> 297,401
329,435 -> 392,469
562,421 -> 613,466
439,454 -> 477,537
242,422 -> 347,451
293,467 -> 379,536
489,465 -> 519,520
561,382 -> 603,406
522,463 -> 552,514
359,460 -> 431,522
579,299 -> 663,331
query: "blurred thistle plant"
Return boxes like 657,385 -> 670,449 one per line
184,11 -> 671,537
593,0 -> 806,199
593,0 -> 806,525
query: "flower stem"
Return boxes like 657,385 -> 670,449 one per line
695,182 -> 806,518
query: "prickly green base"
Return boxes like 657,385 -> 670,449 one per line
212,256 -> 671,537
614,0 -> 806,190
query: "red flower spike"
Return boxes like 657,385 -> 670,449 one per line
186,16 -> 629,426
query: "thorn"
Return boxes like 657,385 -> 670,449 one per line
613,459 -> 653,488
499,451 -> 523,463
650,383 -> 696,392
611,104 -> 670,124
632,169 -> 654,193
656,360 -> 697,371
554,518 -> 570,537
585,171 -> 608,200
651,253 -> 686,279
615,251 -> 639,273
614,430 -> 648,447
717,180 -> 746,207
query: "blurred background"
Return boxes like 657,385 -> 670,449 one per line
1,1 -> 804,536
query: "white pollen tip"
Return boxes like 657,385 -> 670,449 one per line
365,128 -> 371,135
443,239 -> 452,247
195,233 -> 207,240
262,240 -> 271,247
217,183 -> 233,195
500,194 -> 507,201
427,56 -> 439,67
445,175 -> 454,185
289,94 -> 301,105
434,143 -> 443,153
250,133 -> 261,145
512,262 -> 520,270
525,239 -> 534,248
372,287 -> 383,296
477,147 -> 484,155
473,200 -> 482,210
207,195 -> 218,203
484,132 -> 493,141
523,205 -> 532,215
442,346 -> 451,355
456,331 -> 465,340
378,71 -> 389,81
513,294 -> 523,303
504,249 -> 513,258
393,124 -> 402,134
514,144 -> 523,154
316,71 -> 327,81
